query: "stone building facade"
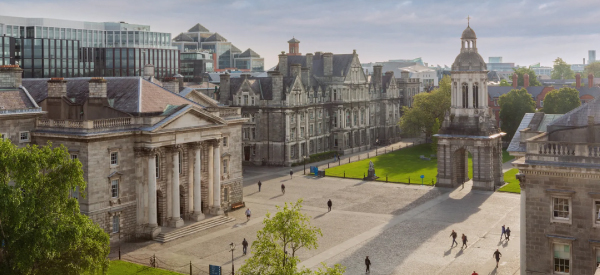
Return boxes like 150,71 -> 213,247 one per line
216,39 -> 419,166
514,99 -> 600,274
0,65 -> 245,243
435,25 -> 505,191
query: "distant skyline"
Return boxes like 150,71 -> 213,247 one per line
1,0 -> 599,70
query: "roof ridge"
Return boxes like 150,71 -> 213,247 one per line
142,78 -> 205,108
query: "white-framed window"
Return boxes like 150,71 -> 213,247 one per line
243,95 -> 249,105
112,215 -> 120,233
111,179 -> 119,198
552,197 -> 571,222
309,124 -> 314,136
291,145 -> 296,157
70,154 -> 78,160
19,131 -> 30,143
155,154 -> 160,179
223,137 -> 228,147
301,113 -> 305,121
553,243 -> 570,273
223,159 -> 229,174
300,127 -> 305,138
0,133 -> 6,140
541,100 -> 544,107
594,200 -> 600,226
110,152 -> 118,166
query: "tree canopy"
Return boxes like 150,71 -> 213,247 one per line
551,57 -> 575,80
542,87 -> 581,114
399,75 -> 451,140
512,67 -> 541,86
238,199 -> 345,275
0,140 -> 110,275
499,79 -> 510,86
584,61 -> 600,79
499,88 -> 536,141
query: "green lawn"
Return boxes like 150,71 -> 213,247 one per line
325,144 -> 472,185
498,168 -> 520,193
502,150 -> 515,163
108,260 -> 184,275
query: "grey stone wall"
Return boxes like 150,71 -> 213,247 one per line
0,116 -> 37,148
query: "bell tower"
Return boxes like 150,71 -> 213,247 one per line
287,37 -> 301,56
435,21 -> 505,191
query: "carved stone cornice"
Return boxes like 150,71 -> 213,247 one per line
134,147 -> 159,157
188,141 -> 204,150
516,173 -> 526,189
164,144 -> 183,153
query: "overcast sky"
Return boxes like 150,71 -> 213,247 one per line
2,0 -> 599,69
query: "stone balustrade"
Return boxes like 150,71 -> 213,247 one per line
92,117 -> 132,128
526,140 -> 600,163
37,117 -> 134,130
0,107 -> 43,115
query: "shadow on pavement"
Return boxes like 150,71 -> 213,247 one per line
313,212 -> 328,219
269,194 -> 284,200
455,249 -> 464,258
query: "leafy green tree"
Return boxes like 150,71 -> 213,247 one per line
499,88 -> 536,140
551,57 -> 575,80
0,140 -> 110,275
512,67 -> 541,86
542,87 -> 581,114
499,79 -> 510,86
584,61 -> 600,78
238,199 -> 345,275
399,75 -> 451,140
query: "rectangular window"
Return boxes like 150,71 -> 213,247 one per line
251,128 -> 256,140
251,97 -> 255,105
223,137 -> 228,147
0,133 -> 6,140
310,124 -> 314,136
110,152 -> 118,166
553,243 -> 570,273
291,145 -> 296,157
595,201 -> 600,225
155,154 -> 160,179
224,187 -> 229,202
541,100 -> 544,107
71,154 -> 78,160
290,128 -> 295,139
243,95 -> 248,105
553,197 -> 570,220
251,114 -> 255,123
19,131 -> 30,142
318,123 -> 322,134
223,159 -> 229,174
112,215 -> 120,233
300,127 -> 305,138
111,179 -> 119,198
596,248 -> 600,267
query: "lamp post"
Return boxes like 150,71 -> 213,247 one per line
230,242 -> 236,274
303,156 -> 307,175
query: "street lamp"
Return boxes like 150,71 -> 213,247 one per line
230,242 -> 236,275
303,156 -> 307,175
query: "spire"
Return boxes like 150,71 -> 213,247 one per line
467,15 -> 470,27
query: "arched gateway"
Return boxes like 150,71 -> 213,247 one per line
435,23 -> 505,190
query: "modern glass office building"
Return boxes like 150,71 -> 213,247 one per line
0,15 -> 179,78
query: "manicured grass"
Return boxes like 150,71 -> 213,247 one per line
108,260 -> 184,275
502,150 -> 515,163
325,144 -> 472,185
498,168 -> 520,193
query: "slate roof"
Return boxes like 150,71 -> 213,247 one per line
205,33 -> 227,42
231,45 -> 242,53
507,113 -> 534,153
22,77 -> 201,114
0,88 -> 38,110
487,86 -> 545,99
288,37 -> 300,43
239,48 -> 261,58
508,113 -> 564,153
279,54 -> 354,78
188,23 -> 210,33
452,51 -> 487,72
173,33 -> 194,42
548,96 -> 600,128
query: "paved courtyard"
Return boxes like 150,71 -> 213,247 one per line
121,158 -> 521,275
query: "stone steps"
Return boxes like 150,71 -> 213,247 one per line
154,216 -> 235,243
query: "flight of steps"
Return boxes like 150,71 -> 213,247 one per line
154,216 -> 235,243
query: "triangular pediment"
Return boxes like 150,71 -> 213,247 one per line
185,91 -> 219,107
156,107 -> 226,131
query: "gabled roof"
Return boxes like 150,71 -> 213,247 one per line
239,48 -> 261,58
231,45 -> 242,53
188,23 -> 210,33
0,88 -> 38,110
280,54 -> 355,78
173,33 -> 195,42
205,33 -> 227,42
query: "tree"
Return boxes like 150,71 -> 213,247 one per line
542,87 -> 581,114
584,61 -> 600,78
0,140 -> 110,274
499,88 -> 536,141
551,57 -> 575,80
499,79 -> 510,86
399,75 -> 451,140
512,67 -> 541,86
238,199 -> 345,275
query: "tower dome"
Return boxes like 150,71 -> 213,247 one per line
461,26 -> 477,39
451,24 -> 486,72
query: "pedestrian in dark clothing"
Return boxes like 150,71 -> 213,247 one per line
493,249 -> 502,268
500,225 -> 506,241
505,227 -> 511,241
281,183 -> 285,194
461,233 -> 468,249
365,256 -> 371,273
327,199 -> 332,212
450,230 -> 458,247
242,238 -> 248,255
289,169 -> 293,179
258,181 -> 262,192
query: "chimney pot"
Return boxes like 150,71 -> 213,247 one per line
524,73 -> 529,88
0,65 -> 23,88
47,77 -> 68,98
512,73 -> 518,89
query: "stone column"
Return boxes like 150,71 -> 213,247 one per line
516,173 -> 526,275
145,148 -> 161,238
211,139 -> 224,215
191,143 -> 204,221
208,144 -> 214,207
169,146 -> 184,228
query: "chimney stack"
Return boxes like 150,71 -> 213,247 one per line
589,73 -> 594,88
576,73 -> 581,88
512,73 -> 518,89
240,73 -> 251,81
219,73 -> 231,105
278,51 -> 288,77
88,77 -> 107,98
373,65 -> 382,91
162,77 -> 180,93
524,73 -> 529,88
47,77 -> 68,98
0,65 -> 23,89
143,64 -> 155,78
401,70 -> 409,80
301,67 -> 310,88
306,53 -> 313,74
268,71 -> 283,103
323,52 -> 333,77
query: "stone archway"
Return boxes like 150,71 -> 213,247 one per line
452,147 -> 470,185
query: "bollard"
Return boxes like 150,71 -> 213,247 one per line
328,162 -> 330,168
119,246 -> 121,260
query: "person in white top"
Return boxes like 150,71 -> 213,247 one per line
245,208 -> 251,221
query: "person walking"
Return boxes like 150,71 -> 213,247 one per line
281,183 -> 286,194
242,238 -> 248,255
327,199 -> 332,212
245,208 -> 251,222
500,225 -> 506,241
450,230 -> 458,247
365,256 -> 371,273
471,272 -> 478,275
493,249 -> 502,268
461,233 -> 468,249
258,180 -> 262,192
289,169 -> 293,179
505,227 -> 511,241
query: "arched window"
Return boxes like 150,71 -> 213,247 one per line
462,83 -> 468,108
472,83 -> 479,108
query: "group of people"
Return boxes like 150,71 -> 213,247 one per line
452,224 -> 510,274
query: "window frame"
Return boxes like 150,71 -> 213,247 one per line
111,179 -> 119,198
112,214 -> 120,233
594,199 -> 600,227
155,154 -> 160,179
0,133 -> 7,140
19,131 -> 30,143
110,151 -> 119,167
552,242 -> 571,274
222,158 -> 229,174
70,154 -> 78,160
222,137 -> 228,148
551,196 -> 572,224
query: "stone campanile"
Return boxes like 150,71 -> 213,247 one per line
435,22 -> 505,191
